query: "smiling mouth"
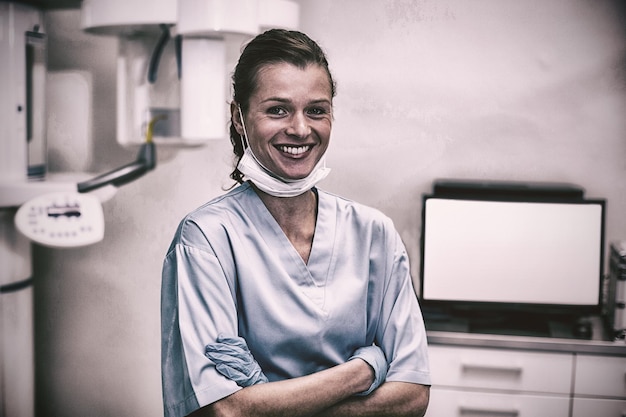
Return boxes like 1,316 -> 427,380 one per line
277,145 -> 311,155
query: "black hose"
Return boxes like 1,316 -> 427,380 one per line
147,24 -> 172,84
0,277 -> 34,294
175,34 -> 182,80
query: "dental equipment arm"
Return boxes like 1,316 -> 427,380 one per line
76,142 -> 155,193
77,116 -> 162,193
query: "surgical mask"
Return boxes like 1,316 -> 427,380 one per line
236,106 -> 331,198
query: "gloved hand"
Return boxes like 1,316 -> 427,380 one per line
348,345 -> 389,396
205,335 -> 268,387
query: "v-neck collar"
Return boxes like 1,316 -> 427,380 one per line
241,183 -> 338,289
307,188 -> 337,287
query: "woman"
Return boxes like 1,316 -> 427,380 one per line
161,29 -> 430,417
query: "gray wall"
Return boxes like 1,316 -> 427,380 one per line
35,1 -> 626,416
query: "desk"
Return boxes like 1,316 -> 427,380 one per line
425,321 -> 626,417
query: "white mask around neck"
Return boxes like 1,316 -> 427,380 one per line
236,105 -> 331,198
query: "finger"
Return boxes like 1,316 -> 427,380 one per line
249,368 -> 269,384
216,335 -> 250,352
205,342 -> 248,356
215,363 -> 247,382
205,350 -> 254,370
205,350 -> 240,363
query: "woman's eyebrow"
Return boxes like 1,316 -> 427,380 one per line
260,97 -> 331,105
309,98 -> 332,106
258,97 -> 290,106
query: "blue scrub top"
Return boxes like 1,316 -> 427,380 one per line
161,182 -> 430,417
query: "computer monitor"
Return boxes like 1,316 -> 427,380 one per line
419,188 -> 605,320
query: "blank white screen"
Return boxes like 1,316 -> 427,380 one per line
422,199 -> 603,305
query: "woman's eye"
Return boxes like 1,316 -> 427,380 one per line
307,107 -> 329,117
267,107 -> 287,116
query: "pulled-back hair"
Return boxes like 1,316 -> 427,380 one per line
229,29 -> 336,184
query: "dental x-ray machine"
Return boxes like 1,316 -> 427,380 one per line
0,1 -> 299,415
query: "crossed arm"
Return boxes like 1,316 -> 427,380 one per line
188,336 -> 430,417
191,365 -> 429,417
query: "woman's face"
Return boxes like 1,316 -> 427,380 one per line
234,62 -> 333,180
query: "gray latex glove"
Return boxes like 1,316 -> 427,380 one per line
348,345 -> 389,396
205,335 -> 268,387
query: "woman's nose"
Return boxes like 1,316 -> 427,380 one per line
286,112 -> 311,138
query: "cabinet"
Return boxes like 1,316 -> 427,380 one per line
571,398 -> 626,417
425,344 -> 626,417
428,388 -> 570,417
572,354 -> 626,417
426,345 -> 572,417
573,354 -> 626,398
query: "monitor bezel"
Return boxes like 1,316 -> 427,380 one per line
418,193 -> 606,318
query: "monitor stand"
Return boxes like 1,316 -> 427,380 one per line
423,308 -> 605,340
468,313 -> 552,338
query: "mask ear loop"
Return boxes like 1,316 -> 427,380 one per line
238,104 -> 251,150
237,105 -> 276,175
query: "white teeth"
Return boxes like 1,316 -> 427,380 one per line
280,145 -> 309,155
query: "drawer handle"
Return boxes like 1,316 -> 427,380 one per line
461,364 -> 523,376
459,406 -> 520,417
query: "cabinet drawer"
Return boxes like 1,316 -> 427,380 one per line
571,397 -> 626,417
429,345 -> 573,394
574,354 -> 626,398
425,387 -> 570,417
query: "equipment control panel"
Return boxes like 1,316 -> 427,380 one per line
15,192 -> 104,248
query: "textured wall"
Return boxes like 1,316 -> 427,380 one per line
34,1 -> 626,416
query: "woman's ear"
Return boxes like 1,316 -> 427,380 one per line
231,101 -> 244,136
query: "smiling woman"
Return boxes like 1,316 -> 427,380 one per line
232,63 -> 333,196
232,63 -> 332,180
228,30 -> 337,186
232,62 -> 332,182
161,29 -> 431,417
